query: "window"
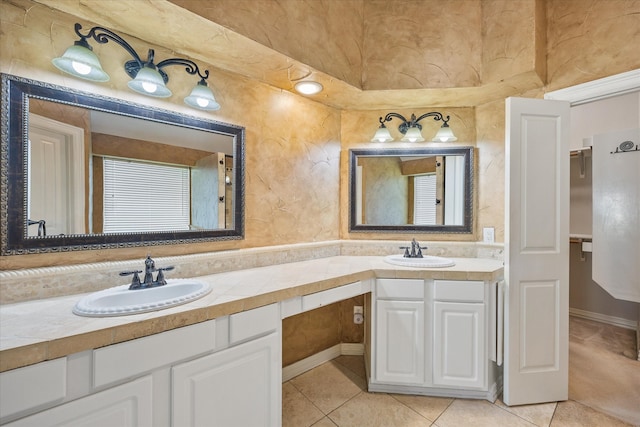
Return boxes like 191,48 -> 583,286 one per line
413,174 -> 436,225
103,158 -> 190,233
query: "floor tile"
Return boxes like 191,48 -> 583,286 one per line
495,396 -> 557,427
434,399 -> 535,427
333,354 -> 367,379
328,392 -> 430,427
282,381 -> 325,427
550,400 -> 635,427
391,393 -> 453,422
290,361 -> 362,414
282,316 -> 637,427
568,317 -> 640,426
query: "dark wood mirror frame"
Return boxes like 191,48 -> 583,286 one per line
348,146 -> 474,234
1,74 -> 245,255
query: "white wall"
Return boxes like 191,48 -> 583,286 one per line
569,91 -> 639,324
570,91 -> 640,150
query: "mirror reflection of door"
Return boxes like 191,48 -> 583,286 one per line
27,114 -> 85,236
224,155 -> 234,229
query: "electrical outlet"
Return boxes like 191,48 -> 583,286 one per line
483,227 -> 495,244
354,306 -> 364,324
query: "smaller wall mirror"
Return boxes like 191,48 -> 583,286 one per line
349,147 -> 474,234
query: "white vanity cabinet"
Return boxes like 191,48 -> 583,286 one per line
373,279 -> 427,385
172,303 -> 281,427
369,278 -> 500,401
432,280 -> 486,389
1,304 -> 281,427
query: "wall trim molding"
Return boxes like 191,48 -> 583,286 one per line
282,343 -> 364,382
570,308 -> 638,330
545,69 -> 640,106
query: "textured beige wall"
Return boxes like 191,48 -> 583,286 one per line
482,0 -> 543,84
282,296 -> 364,366
546,0 -> 640,91
0,0 -> 341,269
362,0 -> 482,90
170,0 -> 364,89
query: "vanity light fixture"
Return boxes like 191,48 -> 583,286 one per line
294,81 -> 323,95
371,112 -> 457,143
52,23 -> 220,111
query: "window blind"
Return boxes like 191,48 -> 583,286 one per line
103,158 -> 190,233
413,174 -> 436,225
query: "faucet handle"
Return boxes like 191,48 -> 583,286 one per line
399,246 -> 411,257
154,266 -> 174,286
120,270 -> 143,290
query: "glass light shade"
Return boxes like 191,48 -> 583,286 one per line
432,124 -> 458,142
184,82 -> 220,111
401,126 -> 425,143
371,126 -> 394,143
52,43 -> 109,82
127,66 -> 172,97
294,81 -> 323,95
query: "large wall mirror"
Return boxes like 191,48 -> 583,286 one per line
1,74 -> 245,255
349,147 -> 474,234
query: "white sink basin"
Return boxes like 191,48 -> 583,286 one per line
384,254 -> 456,268
73,279 -> 212,317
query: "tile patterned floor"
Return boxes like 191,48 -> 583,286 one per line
283,317 -> 638,427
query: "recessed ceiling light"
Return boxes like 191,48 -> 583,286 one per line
294,81 -> 323,95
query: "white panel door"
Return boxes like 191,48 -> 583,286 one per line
433,301 -> 485,389
504,97 -> 570,406
172,332 -> 281,427
28,126 -> 68,236
375,300 -> 425,384
592,128 -> 640,303
28,114 -> 85,236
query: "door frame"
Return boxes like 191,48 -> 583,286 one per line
544,69 -> 640,106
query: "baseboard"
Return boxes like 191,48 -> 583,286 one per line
282,343 -> 365,382
570,307 -> 638,330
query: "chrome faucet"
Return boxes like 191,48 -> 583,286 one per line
120,255 -> 175,290
399,238 -> 427,258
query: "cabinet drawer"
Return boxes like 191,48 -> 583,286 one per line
376,278 -> 424,300
301,281 -> 369,311
230,303 -> 279,345
94,320 -> 216,388
0,358 -> 67,421
433,280 -> 484,302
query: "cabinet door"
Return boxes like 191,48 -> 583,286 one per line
5,376 -> 153,427
172,332 -> 281,427
375,300 -> 425,385
433,301 -> 485,389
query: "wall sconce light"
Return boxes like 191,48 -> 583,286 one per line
52,23 -> 220,111
371,112 -> 457,143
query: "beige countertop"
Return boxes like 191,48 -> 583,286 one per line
0,256 -> 503,372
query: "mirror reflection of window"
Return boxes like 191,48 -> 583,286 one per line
103,158 -> 191,233
412,174 -> 437,225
